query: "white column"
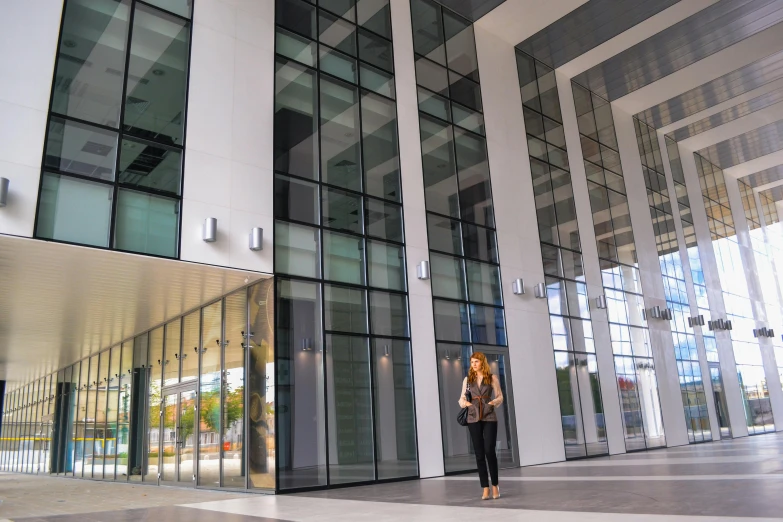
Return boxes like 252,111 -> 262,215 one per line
724,176 -> 783,430
680,150 -> 749,438
390,0 -> 444,478
556,73 -> 626,455
475,26 -> 565,466
656,132 -> 721,439
180,0 -> 274,273
613,108 -> 689,447
0,0 -> 63,237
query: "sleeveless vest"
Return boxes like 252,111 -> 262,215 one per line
467,378 -> 497,423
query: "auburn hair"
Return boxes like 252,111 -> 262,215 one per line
467,352 -> 492,386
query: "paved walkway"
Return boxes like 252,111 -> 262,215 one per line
4,433 -> 783,521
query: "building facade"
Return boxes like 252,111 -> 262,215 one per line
2,0 -> 783,493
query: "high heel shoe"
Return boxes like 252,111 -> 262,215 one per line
481,487 -> 490,500
492,486 -> 500,499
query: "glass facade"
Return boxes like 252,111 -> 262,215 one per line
517,51 -> 608,459
635,120 -> 711,443
273,0 -> 418,490
573,82 -> 666,451
0,281 -> 275,489
35,0 -> 190,257
695,154 -> 775,435
411,0 -> 517,474
666,137 -> 731,438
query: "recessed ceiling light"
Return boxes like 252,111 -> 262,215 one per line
63,40 -> 76,48
152,69 -> 165,76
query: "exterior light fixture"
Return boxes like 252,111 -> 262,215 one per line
688,315 -> 705,327
301,338 -> 313,351
249,227 -> 263,251
649,306 -> 662,319
594,295 -> 607,309
417,260 -> 430,280
0,177 -> 8,207
534,282 -> 546,298
203,217 -> 217,242
383,344 -> 391,357
511,278 -> 525,295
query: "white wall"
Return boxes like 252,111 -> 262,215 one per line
180,0 -> 274,273
389,0 -> 444,478
0,0 -> 63,237
475,25 -> 566,466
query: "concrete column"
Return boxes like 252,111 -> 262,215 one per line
389,0 -> 444,477
679,150 -> 749,438
474,26 -> 565,466
556,73 -> 626,455
612,108 -> 689,447
656,133 -> 721,439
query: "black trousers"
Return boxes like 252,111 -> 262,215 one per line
467,420 -> 499,488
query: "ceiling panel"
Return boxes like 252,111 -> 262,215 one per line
433,0 -> 507,20
573,0 -> 783,101
637,50 -> 783,128
0,235 -> 267,386
761,185 -> 783,200
740,163 -> 783,186
697,119 -> 783,168
516,0 -> 680,68
666,87 -> 783,140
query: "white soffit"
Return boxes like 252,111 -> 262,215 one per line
678,101 -> 783,152
475,0 -> 587,46
659,77 -> 783,135
723,149 -> 783,179
0,235 -> 268,386
557,0 -> 719,78
612,24 -> 783,116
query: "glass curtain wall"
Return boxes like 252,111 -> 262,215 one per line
273,0 -> 418,491
666,137 -> 730,437
572,82 -> 666,451
410,0 -> 515,473
758,192 -> 783,393
0,281 -> 276,490
635,120 -> 711,443
695,154 -> 774,434
34,0 -> 191,257
517,51 -> 608,459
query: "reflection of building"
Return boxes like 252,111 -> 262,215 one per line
4,0 -> 783,494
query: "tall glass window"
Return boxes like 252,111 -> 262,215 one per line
517,51 -> 608,459
573,82 -> 666,451
695,154 -> 775,434
273,0 -> 418,490
666,137 -> 731,438
35,0 -> 191,258
411,0 -> 517,473
635,120 -> 711,443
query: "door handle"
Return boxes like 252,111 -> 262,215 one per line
176,426 -> 184,447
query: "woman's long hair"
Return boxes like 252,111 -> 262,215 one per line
467,352 -> 492,386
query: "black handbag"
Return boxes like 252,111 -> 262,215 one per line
457,386 -> 472,426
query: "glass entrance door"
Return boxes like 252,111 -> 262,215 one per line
159,386 -> 197,486
437,345 -> 519,473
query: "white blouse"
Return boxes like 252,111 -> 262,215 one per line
458,374 -> 504,409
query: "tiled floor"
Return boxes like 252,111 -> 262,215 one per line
5,433 -> 783,521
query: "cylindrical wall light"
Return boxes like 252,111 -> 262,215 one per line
203,217 -> 217,242
594,295 -> 607,309
534,282 -> 546,298
0,177 -> 8,207
511,278 -> 525,295
249,227 -> 263,251
417,260 -> 430,280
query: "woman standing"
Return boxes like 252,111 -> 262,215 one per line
458,352 -> 504,500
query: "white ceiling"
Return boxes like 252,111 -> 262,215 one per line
0,235 -> 267,387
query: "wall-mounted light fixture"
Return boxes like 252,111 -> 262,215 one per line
511,278 -> 525,295
0,177 -> 8,207
301,338 -> 313,351
203,217 -> 217,242
534,282 -> 546,298
753,326 -> 775,338
383,344 -> 391,357
687,315 -> 705,327
417,260 -> 430,280
648,306 -> 662,319
708,318 -> 731,331
661,308 -> 673,321
248,227 -> 263,251
594,295 -> 607,309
